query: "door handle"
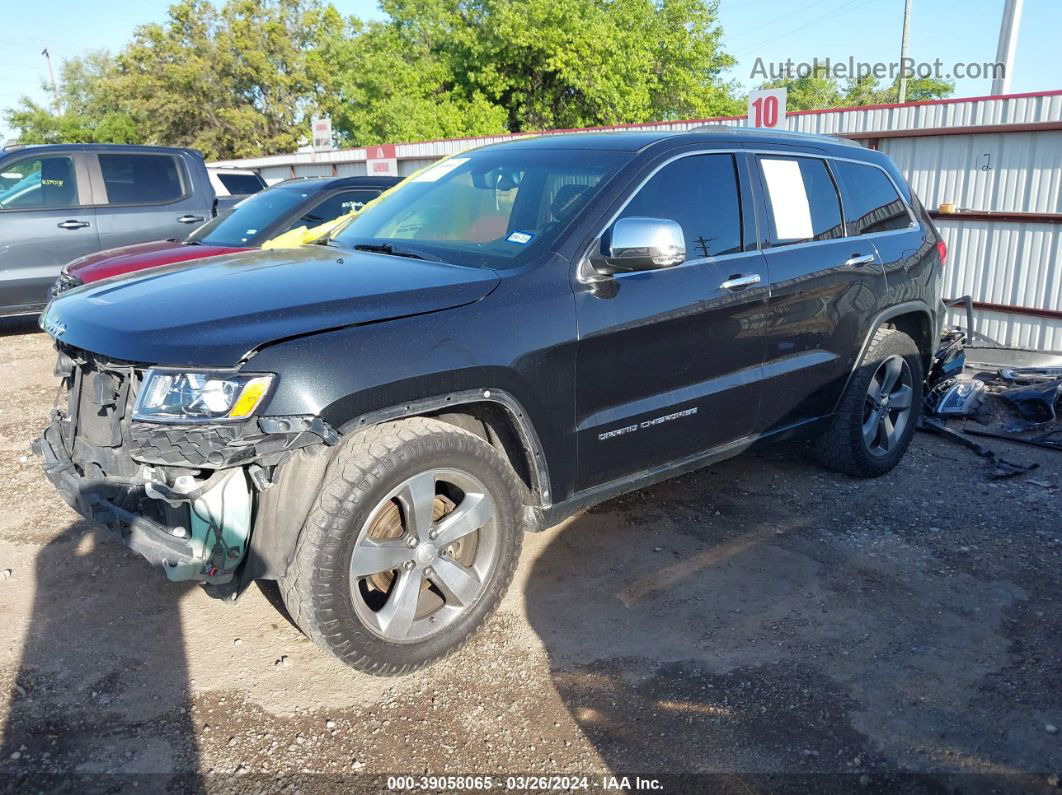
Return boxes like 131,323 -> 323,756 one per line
719,273 -> 762,291
177,215 -> 206,224
844,254 -> 877,267
57,220 -> 90,230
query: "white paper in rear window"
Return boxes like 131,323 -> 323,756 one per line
761,158 -> 813,241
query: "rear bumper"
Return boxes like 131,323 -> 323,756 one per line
34,420 -> 198,571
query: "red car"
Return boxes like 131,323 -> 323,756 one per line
51,175 -> 400,295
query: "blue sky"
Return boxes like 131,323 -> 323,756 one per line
2,0 -> 1058,141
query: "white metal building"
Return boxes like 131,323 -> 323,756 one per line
210,90 -> 1062,350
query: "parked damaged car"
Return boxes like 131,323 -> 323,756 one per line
51,175 -> 401,295
35,128 -> 945,675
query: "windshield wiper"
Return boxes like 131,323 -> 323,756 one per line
353,242 -> 429,260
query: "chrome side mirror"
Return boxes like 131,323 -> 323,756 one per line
595,217 -> 686,275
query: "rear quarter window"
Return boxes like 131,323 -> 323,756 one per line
833,160 -> 913,235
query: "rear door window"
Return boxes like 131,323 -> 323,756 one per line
758,156 -> 843,245
616,153 -> 743,258
833,160 -> 912,235
98,153 -> 185,204
0,155 -> 79,209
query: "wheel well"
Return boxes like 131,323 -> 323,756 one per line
884,311 -> 933,371
429,404 -> 537,502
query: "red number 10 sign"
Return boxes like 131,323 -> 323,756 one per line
747,88 -> 787,129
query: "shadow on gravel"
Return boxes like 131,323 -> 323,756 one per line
524,443 -> 1056,791
1,520 -> 202,791
0,316 -> 40,338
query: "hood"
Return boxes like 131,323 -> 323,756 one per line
67,240 -> 249,283
45,245 -> 500,367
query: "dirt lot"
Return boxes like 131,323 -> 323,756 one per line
0,321 -> 1059,792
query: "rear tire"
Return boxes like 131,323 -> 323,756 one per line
814,327 -> 922,478
279,417 -> 523,675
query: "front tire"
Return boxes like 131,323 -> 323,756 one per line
280,417 -> 523,675
814,327 -> 923,478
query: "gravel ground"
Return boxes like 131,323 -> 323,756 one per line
0,321 -> 1059,793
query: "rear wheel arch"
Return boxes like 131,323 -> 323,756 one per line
849,303 -> 934,379
883,309 -> 934,373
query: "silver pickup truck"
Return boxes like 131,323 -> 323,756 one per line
0,143 -> 231,316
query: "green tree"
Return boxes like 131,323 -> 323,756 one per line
321,0 -> 743,144
7,0 -> 335,158
113,0 -> 334,158
5,51 -> 139,145
760,67 -> 953,111
313,18 -> 509,146
7,0 -> 744,154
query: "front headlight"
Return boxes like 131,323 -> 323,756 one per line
133,369 -> 275,423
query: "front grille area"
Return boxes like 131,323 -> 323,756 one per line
54,347 -> 142,481
50,345 -> 339,476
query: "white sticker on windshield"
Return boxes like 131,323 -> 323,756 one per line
507,231 -> 533,245
412,157 -> 470,183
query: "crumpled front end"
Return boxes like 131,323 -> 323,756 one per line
33,345 -> 338,586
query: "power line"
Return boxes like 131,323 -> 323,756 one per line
725,0 -> 844,43
732,0 -> 880,58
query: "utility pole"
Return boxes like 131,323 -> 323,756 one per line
991,0 -> 1023,95
41,45 -> 60,112
897,0 -> 913,103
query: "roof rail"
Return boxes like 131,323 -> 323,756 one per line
685,124 -> 743,133
2,143 -> 27,152
686,124 -> 862,147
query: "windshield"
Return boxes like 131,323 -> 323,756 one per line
329,148 -> 631,269
189,187 -> 311,247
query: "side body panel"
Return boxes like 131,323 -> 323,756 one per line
748,146 -> 915,432
88,150 -> 216,253
571,149 -> 769,488
248,256 -> 580,503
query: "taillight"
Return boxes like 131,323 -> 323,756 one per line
936,240 -> 947,267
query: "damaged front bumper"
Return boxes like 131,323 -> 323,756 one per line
33,347 -> 339,585
35,421 -> 225,581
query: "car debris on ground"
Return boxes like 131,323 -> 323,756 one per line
919,312 -> 1062,479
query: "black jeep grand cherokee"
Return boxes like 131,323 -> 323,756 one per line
36,128 -> 945,675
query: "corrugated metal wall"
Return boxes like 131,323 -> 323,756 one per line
210,92 -> 1062,351
881,131 -> 1062,213
878,127 -> 1062,349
